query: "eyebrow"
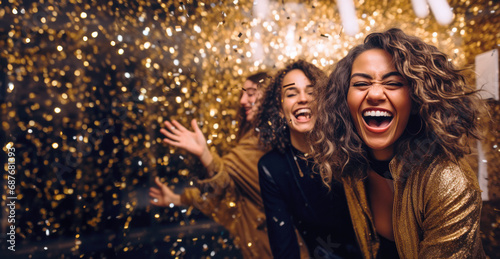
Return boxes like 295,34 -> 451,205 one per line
242,87 -> 257,91
282,83 -> 314,89
283,84 -> 314,93
350,71 -> 402,80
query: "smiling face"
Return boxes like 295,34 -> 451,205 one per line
281,69 -> 315,142
240,80 -> 262,122
347,49 -> 412,160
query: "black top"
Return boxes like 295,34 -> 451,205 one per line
377,234 -> 399,259
258,147 -> 361,259
368,153 -> 393,180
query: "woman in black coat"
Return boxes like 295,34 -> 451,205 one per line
255,60 -> 361,259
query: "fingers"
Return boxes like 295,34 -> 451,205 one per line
149,193 -> 160,203
171,120 -> 189,132
159,128 -> 181,142
149,188 -> 161,205
154,176 -> 161,185
160,132 -> 183,148
191,119 -> 202,134
149,178 -> 163,198
154,176 -> 165,189
162,138 -> 177,147
150,177 -> 165,206
163,121 -> 182,135
154,177 -> 173,195
149,187 -> 161,196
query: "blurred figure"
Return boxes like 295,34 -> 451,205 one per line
149,72 -> 275,258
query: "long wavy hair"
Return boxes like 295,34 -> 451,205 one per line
237,71 -> 270,140
311,28 -> 485,185
256,59 -> 326,153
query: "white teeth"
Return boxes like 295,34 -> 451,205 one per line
363,110 -> 392,117
294,108 -> 311,116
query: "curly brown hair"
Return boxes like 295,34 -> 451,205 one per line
311,28 -> 485,185
256,59 -> 326,153
236,71 -> 270,139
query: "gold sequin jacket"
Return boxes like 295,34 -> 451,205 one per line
343,157 -> 485,258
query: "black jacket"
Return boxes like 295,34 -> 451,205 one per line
258,147 -> 361,259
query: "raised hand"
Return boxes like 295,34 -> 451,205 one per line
160,119 -> 213,166
149,177 -> 182,207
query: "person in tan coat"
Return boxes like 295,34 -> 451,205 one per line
149,72 -> 309,258
311,28 -> 486,258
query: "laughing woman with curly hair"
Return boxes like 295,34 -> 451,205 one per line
256,60 -> 361,259
310,28 -> 486,258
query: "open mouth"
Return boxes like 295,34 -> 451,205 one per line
362,110 -> 393,128
293,108 -> 312,121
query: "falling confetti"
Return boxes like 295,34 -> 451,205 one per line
0,0 -> 498,258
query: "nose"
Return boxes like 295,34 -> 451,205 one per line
240,93 -> 248,106
298,90 -> 309,103
366,84 -> 386,104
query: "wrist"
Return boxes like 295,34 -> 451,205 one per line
199,147 -> 213,168
173,194 -> 183,206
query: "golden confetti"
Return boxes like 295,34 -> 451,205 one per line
0,0 -> 498,257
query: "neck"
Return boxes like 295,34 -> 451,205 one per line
290,131 -> 309,153
370,148 -> 394,161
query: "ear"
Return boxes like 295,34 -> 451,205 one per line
257,88 -> 264,98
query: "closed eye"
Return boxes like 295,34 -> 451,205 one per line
385,82 -> 404,87
352,81 -> 370,87
284,87 -> 299,98
383,81 -> 405,89
245,88 -> 257,97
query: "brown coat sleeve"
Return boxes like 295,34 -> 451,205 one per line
178,130 -> 276,259
180,129 -> 266,208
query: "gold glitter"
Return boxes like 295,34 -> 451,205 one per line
0,0 -> 498,257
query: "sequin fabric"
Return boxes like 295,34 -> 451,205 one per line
343,157 -> 486,258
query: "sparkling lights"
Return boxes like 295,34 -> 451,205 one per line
0,0 -> 498,258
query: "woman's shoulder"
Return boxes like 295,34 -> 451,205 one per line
417,158 -> 481,194
258,149 -> 296,191
259,149 -> 287,167
235,128 -> 268,152
258,149 -> 291,181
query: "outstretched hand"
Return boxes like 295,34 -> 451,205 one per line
149,177 -> 182,207
160,119 -> 213,166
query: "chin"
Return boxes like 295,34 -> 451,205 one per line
293,124 -> 314,133
364,139 -> 395,154
366,143 -> 389,151
245,114 -> 254,122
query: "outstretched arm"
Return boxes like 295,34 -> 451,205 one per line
149,177 -> 182,207
160,119 -> 214,175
